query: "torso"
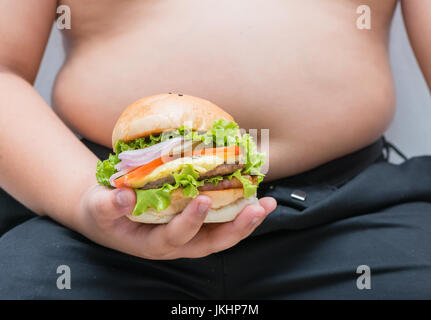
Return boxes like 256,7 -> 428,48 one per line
53,0 -> 397,180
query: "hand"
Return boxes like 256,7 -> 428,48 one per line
76,184 -> 277,260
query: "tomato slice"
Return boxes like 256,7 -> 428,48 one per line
191,145 -> 240,158
113,157 -> 164,188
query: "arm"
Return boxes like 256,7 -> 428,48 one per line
0,0 -> 276,259
0,0 -> 97,230
401,0 -> 431,90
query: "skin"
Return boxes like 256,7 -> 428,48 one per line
0,0 -> 430,259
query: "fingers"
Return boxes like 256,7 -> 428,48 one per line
259,197 -> 277,214
179,201 -> 272,258
148,195 -> 212,249
85,187 -> 276,260
88,185 -> 136,221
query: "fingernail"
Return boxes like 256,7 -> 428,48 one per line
116,190 -> 130,207
198,203 -> 209,215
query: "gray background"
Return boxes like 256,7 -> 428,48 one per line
34,4 -> 431,162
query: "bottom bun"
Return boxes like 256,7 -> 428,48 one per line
127,196 -> 259,224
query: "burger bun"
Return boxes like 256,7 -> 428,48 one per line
127,188 -> 259,224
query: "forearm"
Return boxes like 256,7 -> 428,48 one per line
0,69 -> 99,230
402,0 -> 431,91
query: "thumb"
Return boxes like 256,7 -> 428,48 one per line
90,186 -> 137,220
113,188 -> 137,211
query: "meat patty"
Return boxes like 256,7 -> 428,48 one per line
197,163 -> 245,180
139,175 -> 175,190
198,175 -> 258,191
139,163 -> 246,190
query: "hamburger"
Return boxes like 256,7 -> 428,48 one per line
96,93 -> 265,223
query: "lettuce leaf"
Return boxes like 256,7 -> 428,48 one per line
134,186 -> 174,214
204,175 -> 224,186
198,119 -> 240,146
96,154 -> 120,186
115,134 -> 163,154
156,118 -> 241,147
132,164 -> 204,216
176,120 -> 266,176
237,133 -> 266,176
172,164 -> 205,198
227,170 -> 263,198
190,119 -> 265,176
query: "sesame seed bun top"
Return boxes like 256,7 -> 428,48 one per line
112,93 -> 234,150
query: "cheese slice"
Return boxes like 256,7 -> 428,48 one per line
127,155 -> 225,188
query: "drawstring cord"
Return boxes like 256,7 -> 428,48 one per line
382,136 -> 408,162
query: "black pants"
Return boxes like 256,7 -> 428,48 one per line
1,137 -> 431,299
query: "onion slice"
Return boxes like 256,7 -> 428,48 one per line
109,168 -> 133,187
113,136 -> 184,172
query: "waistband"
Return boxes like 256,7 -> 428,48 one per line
83,136 -> 388,189
259,137 -> 387,193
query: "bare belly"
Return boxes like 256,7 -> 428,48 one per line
53,0 -> 397,180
